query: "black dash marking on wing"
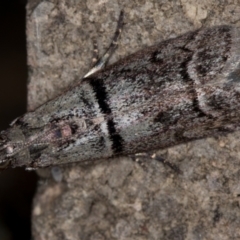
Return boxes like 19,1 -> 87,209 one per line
107,118 -> 123,153
88,77 -> 124,153
88,78 -> 111,114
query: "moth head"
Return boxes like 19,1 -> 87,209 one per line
0,132 -> 12,169
0,147 -> 10,169
0,159 -> 11,169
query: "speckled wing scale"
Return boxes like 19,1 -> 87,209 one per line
1,18 -> 240,168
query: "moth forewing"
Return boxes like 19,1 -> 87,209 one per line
1,25 -> 240,168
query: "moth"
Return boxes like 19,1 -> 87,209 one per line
1,11 -> 240,169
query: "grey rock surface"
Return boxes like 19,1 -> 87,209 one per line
27,0 -> 240,239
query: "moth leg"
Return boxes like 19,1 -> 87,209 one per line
84,10 -> 124,78
151,153 -> 182,174
132,152 -> 181,174
131,153 -> 149,170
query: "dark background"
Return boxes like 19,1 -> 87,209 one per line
0,1 -> 38,240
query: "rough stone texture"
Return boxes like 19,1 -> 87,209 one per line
27,0 -> 240,239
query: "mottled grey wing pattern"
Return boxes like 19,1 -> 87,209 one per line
1,25 -> 240,168
87,25 -> 240,155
